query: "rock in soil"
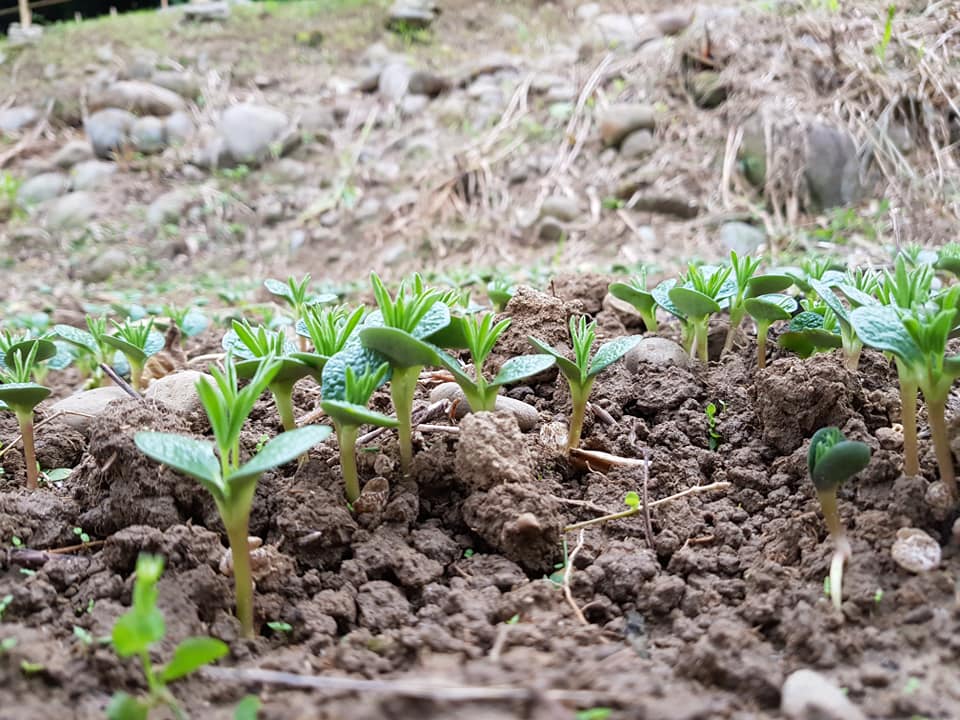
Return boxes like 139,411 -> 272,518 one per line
455,411 -> 534,491
599,103 -> 656,147
48,386 -> 130,434
890,527 -> 941,573
781,669 -> 867,720
430,383 -> 539,431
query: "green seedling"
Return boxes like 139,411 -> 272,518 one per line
776,308 -> 843,358
851,288 -> 960,496
53,316 -> 115,386
809,278 -> 874,370
744,293 -> 798,368
876,254 -> 933,310
436,313 -> 555,412
108,554 -> 229,720
294,304 -> 365,375
705,401 -> 723,450
529,317 -> 640,448
934,243 -> 960,277
103,319 -> 164,392
163,305 -> 209,339
135,359 -> 330,637
609,266 -> 659,332
223,320 -> 309,431
667,264 -> 736,362
808,427 -> 871,610
264,274 -> 337,350
0,339 -> 54,490
487,276 -> 516,313
321,362 -> 397,503
359,272 -> 449,473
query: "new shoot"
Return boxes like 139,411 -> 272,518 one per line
103,319 -> 164,392
667,264 -> 735,362
0,339 -> 54,490
744,294 -> 797,369
608,266 -> 659,332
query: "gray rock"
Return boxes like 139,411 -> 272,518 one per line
91,80 -> 186,117
540,196 -> 581,222
267,158 -> 308,184
144,370 -> 211,414
599,103 -> 656,147
632,194 -> 699,219
51,140 -> 95,169
538,217 -> 565,242
378,62 -> 413,101
654,11 -> 692,35
620,129 -> 655,159
720,221 -> 766,255
182,1 -> 229,21
387,0 -> 438,31
71,160 -> 117,191
49,387 -> 129,434
17,172 -> 70,205
408,70 -> 448,97
80,248 -> 130,283
429,382 -> 539,431
164,111 -> 195,145
584,13 -> 656,49
85,108 -> 136,159
218,103 -> 291,165
0,105 -> 39,133
150,70 -> 200,99
131,116 -> 167,154
45,191 -> 97,230
781,670 -> 866,720
400,94 -> 429,117
147,188 -> 195,227
625,337 -> 689,372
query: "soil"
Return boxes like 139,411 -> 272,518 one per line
1,282 -> 959,720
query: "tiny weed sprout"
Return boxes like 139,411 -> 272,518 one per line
667,264 -> 736,362
851,288 -> 960,497
0,339 -> 54,490
529,316 -> 640,449
135,359 -> 331,637
103,319 -> 164,392
608,266 -> 659,332
108,554 -> 229,720
744,293 -> 797,368
264,274 -> 337,350
808,427 -> 871,611
705,401 -> 723,450
223,320 -> 309,431
321,362 -> 397,503
437,312 -> 555,412
360,272 -> 449,472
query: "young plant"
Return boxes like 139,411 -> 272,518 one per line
436,313 -> 555,412
108,554 -> 228,720
744,293 -> 798,369
135,358 -> 330,637
808,427 -> 871,611
321,362 -> 397,503
358,272 -> 449,473
223,320 -> 309,431
163,305 -> 209,340
103,319 -> 164,392
487,276 -> 516,313
0,339 -> 54,490
851,288 -> 960,497
529,317 -> 640,448
264,274 -> 336,350
776,308 -> 843,359
652,279 -> 693,353
294,304 -> 365,374
53,316 -> 115,387
608,266 -> 659,332
668,264 -> 736,362
809,278 -> 873,370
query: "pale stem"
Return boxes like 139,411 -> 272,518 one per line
224,514 -> 256,638
390,366 -> 420,475
926,397 -> 956,501
899,375 -> 919,477
337,424 -> 360,503
16,410 -> 39,491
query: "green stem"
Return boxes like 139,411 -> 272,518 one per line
926,397 -> 956,501
640,308 -> 658,334
139,650 -> 159,696
337,423 -> 360,503
15,409 -> 39,491
567,379 -> 594,450
224,512 -> 255,639
390,365 -> 420,474
693,318 -> 709,363
899,374 -> 919,477
816,489 -> 849,611
270,381 -> 297,432
130,359 -> 144,393
723,304 -> 744,355
756,322 -> 770,370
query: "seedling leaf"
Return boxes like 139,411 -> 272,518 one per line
359,327 -> 441,368
4,339 -> 56,368
0,383 -> 51,411
111,607 -> 165,657
744,294 -> 797,322
527,337 -> 581,379
849,306 -> 921,365
491,354 -> 555,387
52,324 -> 99,355
159,636 -> 229,682
589,336 -> 642,377
133,432 -> 222,492
322,399 -> 399,429
745,274 -> 793,297
106,692 -> 150,720
232,426 -> 332,483
668,286 -> 720,318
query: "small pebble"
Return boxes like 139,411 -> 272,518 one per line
890,527 -> 941,574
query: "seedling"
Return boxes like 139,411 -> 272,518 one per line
321,362 -> 397,503
487,276 -> 516,313
529,316 -> 640,448
223,320 -> 309,431
436,312 -> 555,412
359,272 -> 449,472
0,339 -> 54,490
264,274 -> 337,350
163,305 -> 209,339
808,427 -> 871,610
705,401 -> 723,450
135,358 -> 330,637
609,266 -> 659,332
294,304 -> 365,375
776,308 -> 843,358
744,293 -> 798,368
108,554 -> 229,720
53,316 -> 116,386
667,264 -> 736,362
809,278 -> 873,370
103,319 -> 164,391
652,278 -> 693,353
851,288 -> 960,496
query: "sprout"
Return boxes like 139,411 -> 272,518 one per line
487,276 -> 516,313
776,307 -> 843,359
295,304 -> 365,371
529,317 -> 640,448
53,316 -> 116,387
808,427 -> 871,610
808,278 -> 875,370
608,266 -> 659,332
135,358 -> 330,637
0,339 -> 54,490
103,319 -> 164,392
744,293 -> 797,369
667,264 -> 736,362
436,312 -> 555,412
162,305 -> 209,340
264,274 -> 337,350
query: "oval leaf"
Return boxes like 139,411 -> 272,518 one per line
0,382 -> 51,411
321,399 -> 399,430
160,636 -> 229,683
134,432 -> 222,492
411,301 -> 451,340
849,306 -> 920,364
180,310 -> 209,338
744,294 -> 797,323
4,339 -> 57,368
527,337 -> 581,381
809,278 -> 850,324
235,357 -> 311,384
668,286 -> 721,318
264,278 -> 294,303
103,335 -> 146,363
491,354 -> 555,387
746,274 -> 793,298
812,440 -> 871,492
652,279 -> 685,319
608,283 -> 656,314
359,327 -> 440,368
233,425 -> 332,483
47,341 -> 76,371
106,692 -> 150,720
589,335 -> 642,377
424,315 -> 470,349
776,332 -> 815,358
52,324 -> 99,354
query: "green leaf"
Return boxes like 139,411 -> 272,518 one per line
232,426 -> 332,483
235,357 -> 311,384
491,354 -> 555,387
411,301 -> 451,340
833,283 -> 877,308
106,692 -> 150,720
52,324 -> 99,354
668,286 -> 721,318
424,314 -> 470,349
160,636 -> 229,682
47,341 -> 75,371
433,351 -> 478,388
849,306 -> 922,365
624,492 -> 640,508
359,327 -> 441,368
180,310 -> 209,337
0,383 -> 51,411
134,432 -> 223,494
776,332 -> 815,357
234,695 -> 261,720
809,278 -> 850,324
264,278 -> 294,304
652,279 -> 685,319
102,335 -> 147,363
44,468 -> 72,482
744,294 -> 797,323
111,607 -> 165,657
588,335 -> 642,377
4,339 -> 57,369
745,274 -> 793,297
810,437 -> 871,492
608,282 -> 656,314
321,335 -> 389,402
321,399 -> 399,429
526,337 -> 581,380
